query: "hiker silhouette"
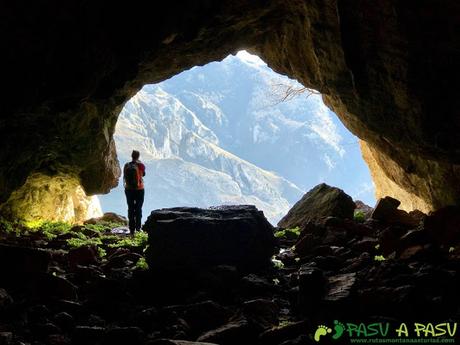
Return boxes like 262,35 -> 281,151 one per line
123,150 -> 146,234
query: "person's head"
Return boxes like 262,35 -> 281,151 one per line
131,150 -> 140,161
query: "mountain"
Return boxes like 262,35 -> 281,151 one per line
99,51 -> 375,224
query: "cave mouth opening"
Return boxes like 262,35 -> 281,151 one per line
99,51 -> 375,225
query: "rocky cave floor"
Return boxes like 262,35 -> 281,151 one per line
0,207 -> 459,345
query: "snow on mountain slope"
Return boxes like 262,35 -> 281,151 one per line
157,52 -> 374,203
99,51 -> 375,225
101,85 -> 304,224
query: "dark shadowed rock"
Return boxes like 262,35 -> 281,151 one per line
292,222 -> 324,257
297,265 -> 326,310
32,322 -> 61,339
162,300 -> 231,336
68,245 -> 99,268
278,184 -> 355,229
0,244 -> 50,274
144,206 -> 276,272
371,197 -> 420,227
379,226 -> 408,256
240,274 -> 276,297
399,229 -> 431,248
149,340 -> 218,345
32,273 -> 78,301
371,196 -> 401,219
0,332 -> 13,345
240,299 -> 279,331
0,288 -> 13,312
72,326 -> 105,345
351,238 -> 379,253
424,206 -> 460,245
324,273 -> 356,302
258,321 -> 308,345
196,316 -> 256,345
104,327 -> 144,345
53,312 -> 75,332
398,245 -> 426,260
47,334 -> 71,345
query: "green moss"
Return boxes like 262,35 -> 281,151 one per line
135,257 -> 149,270
84,221 -> 125,233
97,247 -> 107,258
0,217 -> 17,234
83,224 -> 108,233
374,255 -> 386,261
274,226 -> 301,239
108,231 -> 148,249
354,210 -> 366,223
2,219 -> 70,238
41,221 -> 72,237
66,236 -> 102,248
23,219 -> 43,229
100,234 -> 119,242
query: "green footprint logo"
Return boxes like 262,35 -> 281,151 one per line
314,325 -> 332,342
332,320 -> 346,340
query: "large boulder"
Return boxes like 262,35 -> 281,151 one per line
423,205 -> 460,245
371,196 -> 421,227
371,196 -> 401,220
84,212 -> 127,226
277,184 -> 355,229
144,206 -> 276,272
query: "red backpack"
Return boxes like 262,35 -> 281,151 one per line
124,162 -> 140,189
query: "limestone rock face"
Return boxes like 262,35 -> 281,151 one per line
360,141 -> 459,213
1,1 -> 460,218
278,183 -> 355,229
143,206 -> 276,272
0,173 -> 102,223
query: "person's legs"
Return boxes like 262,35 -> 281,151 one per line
125,189 -> 136,234
134,189 -> 145,231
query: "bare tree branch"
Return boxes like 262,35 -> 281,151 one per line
270,82 -> 321,105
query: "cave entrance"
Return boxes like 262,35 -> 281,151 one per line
99,51 -> 375,225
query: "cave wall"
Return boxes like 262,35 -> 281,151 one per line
1,0 -> 459,220
0,173 -> 102,223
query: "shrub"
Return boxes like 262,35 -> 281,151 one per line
274,226 -> 301,239
135,257 -> 149,270
354,210 -> 366,223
